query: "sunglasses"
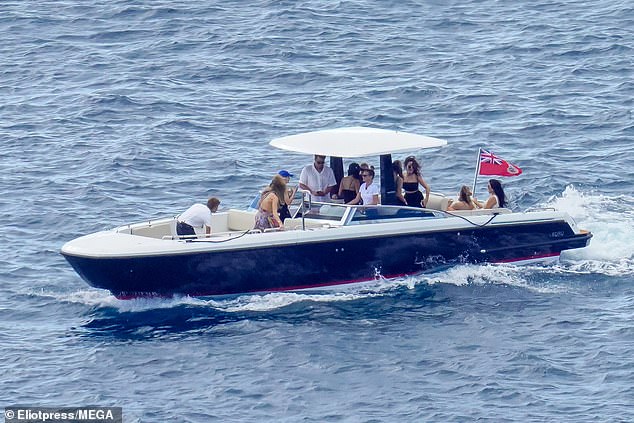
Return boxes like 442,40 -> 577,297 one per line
315,160 -> 325,165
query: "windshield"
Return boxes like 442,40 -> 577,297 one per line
347,205 -> 439,224
299,201 -> 442,225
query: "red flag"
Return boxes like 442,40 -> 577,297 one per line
478,149 -> 522,177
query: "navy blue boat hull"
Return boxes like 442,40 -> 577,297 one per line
62,220 -> 592,298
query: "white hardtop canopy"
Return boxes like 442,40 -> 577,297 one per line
269,126 -> 447,158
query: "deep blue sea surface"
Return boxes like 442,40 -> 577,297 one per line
2,1 -> 634,421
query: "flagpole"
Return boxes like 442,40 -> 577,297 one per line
472,147 -> 481,196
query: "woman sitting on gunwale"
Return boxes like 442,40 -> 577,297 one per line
447,185 -> 480,211
254,175 -> 286,231
482,179 -> 507,209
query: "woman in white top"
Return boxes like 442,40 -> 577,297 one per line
346,168 -> 379,206
483,179 -> 507,209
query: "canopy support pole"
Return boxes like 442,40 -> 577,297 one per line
330,156 -> 344,198
379,154 -> 397,205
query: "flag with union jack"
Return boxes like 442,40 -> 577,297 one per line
478,149 -> 522,177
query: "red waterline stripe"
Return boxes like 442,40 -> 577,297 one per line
265,271 -> 415,293
494,252 -> 560,263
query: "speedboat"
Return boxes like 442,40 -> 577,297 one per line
61,127 -> 592,298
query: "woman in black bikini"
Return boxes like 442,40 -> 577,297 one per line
392,160 -> 407,205
336,162 -> 361,204
402,156 -> 430,208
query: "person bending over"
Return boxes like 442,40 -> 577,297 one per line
177,197 -> 220,237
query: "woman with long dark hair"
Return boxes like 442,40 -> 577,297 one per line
402,156 -> 430,208
336,162 -> 361,204
484,179 -> 506,209
392,160 -> 407,205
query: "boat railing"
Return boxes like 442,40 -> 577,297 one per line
162,229 -> 259,240
162,198 -> 505,240
117,216 -> 179,237
263,227 -> 284,233
166,234 -> 199,240
442,208 -> 513,217
524,206 -> 556,212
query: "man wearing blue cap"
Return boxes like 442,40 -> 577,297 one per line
278,170 -> 297,221
278,169 -> 293,179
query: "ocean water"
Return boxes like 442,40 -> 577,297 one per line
2,1 -> 634,421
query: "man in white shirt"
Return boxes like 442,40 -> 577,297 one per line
177,197 -> 220,237
299,155 -> 337,203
